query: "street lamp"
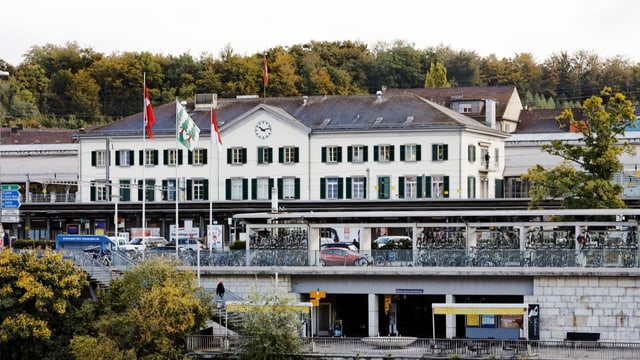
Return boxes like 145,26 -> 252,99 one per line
112,194 -> 120,247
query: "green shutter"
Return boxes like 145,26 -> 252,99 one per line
389,145 -> 395,161
346,177 -> 352,199
178,150 -> 183,165
495,179 -> 505,198
416,144 -> 422,161
153,150 -> 159,165
363,146 -> 368,162
337,147 -> 342,162
294,147 -> 299,163
242,148 -> 247,164
278,147 -> 283,163
202,149 -> 208,165
347,146 -> 353,162
251,178 -> 257,199
468,145 -> 476,162
225,179 -> 231,200
258,148 -> 264,164
321,147 -> 327,163
186,180 -> 192,200
188,150 -> 193,165
338,177 -> 344,199
162,179 -> 168,200
398,176 -> 405,198
417,176 -> 423,198
294,178 -> 300,199
90,184 -> 96,201
116,151 -> 121,166
129,150 -> 135,165
425,176 -> 432,198
432,144 -> 438,160
444,176 -> 450,198
91,151 -> 97,166
443,145 -> 448,161
400,145 -> 406,161
242,178 -> 248,199
277,178 -> 283,199
162,150 -> 168,165
320,178 -> 326,199
227,148 -> 232,164
203,179 -> 209,200
374,145 -> 379,161
269,178 -> 274,199
268,148 -> 273,163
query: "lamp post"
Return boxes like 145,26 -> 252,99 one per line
112,194 -> 120,247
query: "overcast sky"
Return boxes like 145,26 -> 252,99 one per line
2,0 -> 638,67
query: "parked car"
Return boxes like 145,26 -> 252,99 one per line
175,238 -> 205,252
120,236 -> 169,253
321,242 -> 359,252
373,236 -> 412,249
320,247 -> 369,266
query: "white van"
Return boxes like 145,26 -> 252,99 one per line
120,236 -> 169,253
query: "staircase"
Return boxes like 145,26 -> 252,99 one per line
67,250 -> 127,290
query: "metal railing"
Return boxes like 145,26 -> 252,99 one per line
185,336 -> 640,359
120,248 -> 640,269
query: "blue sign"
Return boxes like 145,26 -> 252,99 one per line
1,190 -> 20,200
1,199 -> 21,209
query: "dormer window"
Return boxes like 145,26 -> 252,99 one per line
459,103 -> 472,113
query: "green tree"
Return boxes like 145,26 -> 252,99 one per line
237,280 -> 305,360
524,87 -> 637,209
73,259 -> 213,360
0,248 -> 89,359
424,61 -> 451,88
67,69 -> 101,119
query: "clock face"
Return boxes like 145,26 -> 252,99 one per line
255,120 -> 272,139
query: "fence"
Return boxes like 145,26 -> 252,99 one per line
186,335 -> 640,359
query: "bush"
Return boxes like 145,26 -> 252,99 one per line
11,240 -> 54,249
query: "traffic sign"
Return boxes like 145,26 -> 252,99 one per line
1,190 -> 20,200
0,184 -> 20,191
1,209 -> 19,216
1,199 -> 21,209
1,215 -> 20,223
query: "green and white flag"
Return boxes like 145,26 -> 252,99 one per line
176,100 -> 200,151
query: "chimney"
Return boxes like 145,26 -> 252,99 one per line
485,99 -> 496,129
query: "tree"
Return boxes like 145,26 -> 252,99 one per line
73,259 -> 214,360
236,280 -> 305,360
424,61 -> 451,88
524,87 -> 637,209
0,248 -> 89,359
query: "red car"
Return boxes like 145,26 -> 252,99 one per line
320,247 -> 369,266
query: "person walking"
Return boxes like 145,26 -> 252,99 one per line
216,280 -> 225,300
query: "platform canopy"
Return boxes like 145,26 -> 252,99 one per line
432,303 -> 527,315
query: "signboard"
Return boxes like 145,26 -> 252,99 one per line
528,304 -> 540,340
0,184 -> 20,191
207,224 -> 223,250
1,199 -> 20,209
1,215 -> 20,223
1,190 -> 20,200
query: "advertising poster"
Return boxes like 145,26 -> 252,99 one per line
208,224 -> 223,250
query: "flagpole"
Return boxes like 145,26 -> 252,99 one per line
175,98 -> 180,258
209,104 -> 213,251
142,73 -> 146,241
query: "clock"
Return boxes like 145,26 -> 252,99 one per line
254,120 -> 272,139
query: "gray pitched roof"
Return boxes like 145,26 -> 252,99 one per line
83,93 -> 506,138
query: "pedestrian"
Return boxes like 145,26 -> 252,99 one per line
216,279 -> 225,299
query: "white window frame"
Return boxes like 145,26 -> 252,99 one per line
404,144 -> 418,162
167,149 -> 178,166
432,175 -> 444,199
193,149 -> 205,165
166,179 -> 177,201
256,177 -> 270,200
119,150 -> 131,166
95,150 -> 106,167
95,182 -> 108,201
352,145 -> 365,163
192,178 -> 205,200
144,149 -> 155,166
282,177 -> 296,200
352,176 -> 365,200
231,178 -> 243,200
326,177 -> 339,199
378,144 -> 391,162
283,146 -> 296,164
405,176 -> 417,199
232,148 -> 244,165
327,146 -> 339,163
